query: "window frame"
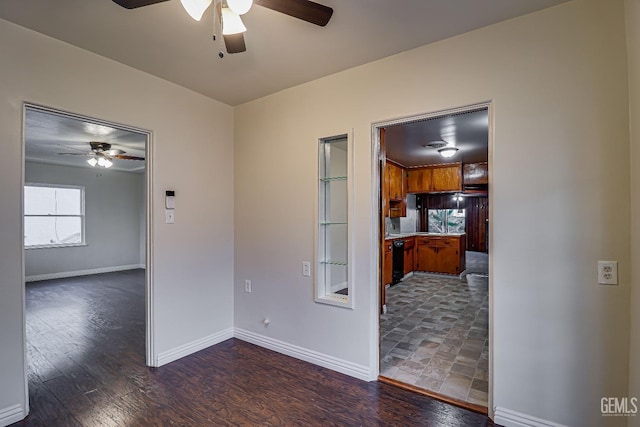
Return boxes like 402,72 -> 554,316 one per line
24,182 -> 86,249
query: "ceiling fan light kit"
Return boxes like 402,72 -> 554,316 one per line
60,141 -> 144,169
227,0 -> 253,15
221,7 -> 247,35
180,0 -> 212,21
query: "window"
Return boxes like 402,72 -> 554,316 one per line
316,133 -> 353,308
24,184 -> 85,248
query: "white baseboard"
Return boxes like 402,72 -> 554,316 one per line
0,404 -> 26,427
153,328 -> 234,367
494,407 -> 568,427
234,328 -> 372,381
25,264 -> 145,282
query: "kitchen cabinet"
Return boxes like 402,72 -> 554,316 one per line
383,240 -> 393,287
406,163 -> 462,194
385,161 -> 406,217
407,168 -> 432,193
463,162 -> 489,186
387,162 -> 405,200
403,237 -> 415,275
431,164 -> 462,192
415,234 -> 466,275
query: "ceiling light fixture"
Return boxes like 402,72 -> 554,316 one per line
227,0 -> 253,15
180,0 -> 212,21
89,155 -> 113,168
438,147 -> 459,158
222,7 -> 247,34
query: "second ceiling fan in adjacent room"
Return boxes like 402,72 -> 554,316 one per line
112,0 -> 333,54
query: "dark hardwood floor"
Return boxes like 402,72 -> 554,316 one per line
14,270 -> 497,426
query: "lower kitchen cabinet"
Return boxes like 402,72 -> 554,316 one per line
403,237 -> 415,275
415,235 -> 466,275
383,240 -> 393,287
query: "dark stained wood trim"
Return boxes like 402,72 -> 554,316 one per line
378,375 -> 488,416
386,158 -> 408,169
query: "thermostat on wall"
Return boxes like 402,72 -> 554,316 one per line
165,190 -> 175,209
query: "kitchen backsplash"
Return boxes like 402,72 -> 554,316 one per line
400,194 -> 417,233
386,194 -> 417,234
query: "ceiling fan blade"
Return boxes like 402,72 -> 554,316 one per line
109,149 -> 127,156
112,0 -> 170,9
223,34 -> 247,54
58,152 -> 93,156
255,0 -> 333,26
113,155 -> 145,161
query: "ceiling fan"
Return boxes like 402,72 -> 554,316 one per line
112,0 -> 333,55
58,142 -> 145,168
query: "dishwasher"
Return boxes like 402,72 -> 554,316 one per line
392,240 -> 405,285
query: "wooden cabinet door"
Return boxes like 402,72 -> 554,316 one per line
403,242 -> 414,275
416,244 -> 438,272
437,246 -> 459,274
431,165 -> 462,192
463,162 -> 488,185
382,163 -> 391,216
388,163 -> 403,200
407,168 -> 431,193
383,242 -> 393,286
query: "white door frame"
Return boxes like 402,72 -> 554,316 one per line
369,100 -> 495,417
20,103 -> 155,414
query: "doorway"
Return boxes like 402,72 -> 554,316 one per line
374,102 -> 492,413
21,104 -> 154,415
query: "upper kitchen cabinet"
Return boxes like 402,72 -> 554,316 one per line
431,164 -> 462,192
407,168 -> 431,193
463,162 -> 489,186
387,162 -> 405,200
385,161 -> 406,218
406,163 -> 462,193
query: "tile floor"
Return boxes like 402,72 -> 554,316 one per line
380,251 -> 489,407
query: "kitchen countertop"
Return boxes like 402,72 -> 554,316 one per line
385,232 -> 465,240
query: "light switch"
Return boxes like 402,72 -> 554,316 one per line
302,261 -> 311,277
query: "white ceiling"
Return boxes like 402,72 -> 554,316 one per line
25,108 -> 147,173
385,109 -> 488,167
0,0 -> 569,106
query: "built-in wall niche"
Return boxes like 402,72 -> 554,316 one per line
315,133 -> 354,308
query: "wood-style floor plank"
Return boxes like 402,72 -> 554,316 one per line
12,270 -> 498,426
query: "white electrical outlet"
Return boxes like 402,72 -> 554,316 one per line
302,261 -> 311,277
598,261 -> 618,285
244,280 -> 252,293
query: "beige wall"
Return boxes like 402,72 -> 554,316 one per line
627,1 -> 640,426
24,161 -> 144,277
234,0 -> 631,425
0,18 -> 234,422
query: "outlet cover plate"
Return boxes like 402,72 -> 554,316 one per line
598,261 -> 618,285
